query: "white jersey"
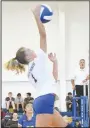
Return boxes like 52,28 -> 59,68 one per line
28,49 -> 59,99
72,68 -> 89,85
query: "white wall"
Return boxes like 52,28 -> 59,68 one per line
65,2 -> 89,92
2,1 -> 89,111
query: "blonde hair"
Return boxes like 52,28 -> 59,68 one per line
4,47 -> 26,74
25,103 -> 33,109
4,58 -> 25,74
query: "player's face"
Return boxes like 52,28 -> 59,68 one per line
69,94 -> 72,98
8,93 -> 12,98
27,94 -> 30,98
13,113 -> 18,120
79,60 -> 85,69
24,48 -> 36,63
25,106 -> 33,114
18,95 -> 21,99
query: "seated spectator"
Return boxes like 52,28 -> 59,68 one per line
15,93 -> 24,112
1,113 -> 13,128
5,92 -> 15,112
5,112 -> 18,128
66,92 -> 73,112
24,93 -> 34,107
1,108 -> 6,120
18,103 -> 36,127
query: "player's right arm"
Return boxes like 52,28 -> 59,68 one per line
32,5 -> 47,53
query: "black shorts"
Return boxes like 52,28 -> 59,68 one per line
75,85 -> 88,96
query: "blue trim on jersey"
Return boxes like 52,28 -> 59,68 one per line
18,114 -> 36,127
33,94 -> 55,114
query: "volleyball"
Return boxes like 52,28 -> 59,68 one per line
40,4 -> 53,23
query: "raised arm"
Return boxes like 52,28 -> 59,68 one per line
48,53 -> 58,81
32,5 -> 47,53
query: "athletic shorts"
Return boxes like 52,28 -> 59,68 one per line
33,94 -> 55,115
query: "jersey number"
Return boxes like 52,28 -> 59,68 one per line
31,73 -> 37,83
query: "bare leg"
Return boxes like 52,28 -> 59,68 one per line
6,101 -> 10,110
11,101 -> 15,110
35,110 -> 68,127
52,109 -> 68,127
16,103 -> 19,111
36,114 -> 53,127
21,103 -> 24,111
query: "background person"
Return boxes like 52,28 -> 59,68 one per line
15,93 -> 24,112
5,92 -> 15,112
5,112 -> 18,128
24,93 -> 34,107
66,92 -> 72,112
71,59 -> 89,96
18,104 -> 35,128
71,59 -> 89,113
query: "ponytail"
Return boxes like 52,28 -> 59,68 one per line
4,58 -> 25,74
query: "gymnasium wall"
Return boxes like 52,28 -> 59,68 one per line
2,1 -> 89,111
65,2 -> 89,93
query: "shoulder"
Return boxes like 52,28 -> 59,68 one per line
30,97 -> 34,100
18,115 -> 24,126
74,68 -> 79,72
12,97 -> 15,100
5,97 -> 10,101
66,96 -> 69,99
7,119 -> 12,123
21,97 -> 23,100
18,114 -> 27,125
19,114 -> 26,121
31,116 -> 36,123
36,48 -> 46,54
24,98 -> 27,101
73,68 -> 80,75
15,98 -> 18,101
85,68 -> 89,73
36,49 -> 47,58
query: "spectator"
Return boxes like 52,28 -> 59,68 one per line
1,113 -> 14,128
66,92 -> 72,112
71,59 -> 89,113
15,93 -> 24,112
24,93 -> 34,107
18,103 -> 36,127
1,108 -> 6,120
5,92 -> 15,112
5,112 -> 18,128
71,59 -> 89,96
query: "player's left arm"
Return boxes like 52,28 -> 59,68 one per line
53,60 -> 58,81
48,53 -> 58,81
32,5 -> 47,53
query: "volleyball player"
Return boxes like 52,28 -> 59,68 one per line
5,5 -> 68,127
